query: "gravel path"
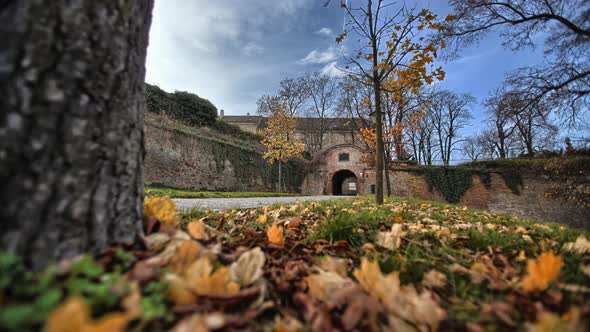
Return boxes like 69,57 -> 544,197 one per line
173,195 -> 353,211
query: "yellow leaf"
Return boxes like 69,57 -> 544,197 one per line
187,219 -> 209,240
144,196 -> 177,223
45,297 -> 88,332
305,270 -> 347,302
267,223 -> 285,246
44,297 -> 133,332
169,240 -> 201,274
528,308 -> 586,332
257,213 -> 268,224
166,274 -> 197,305
521,252 -> 562,293
392,215 -> 403,223
185,258 -> 240,296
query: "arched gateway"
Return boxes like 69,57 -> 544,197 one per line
332,170 -> 357,195
302,144 -> 368,195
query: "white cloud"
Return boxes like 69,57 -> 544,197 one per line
315,27 -> 333,37
242,42 -> 265,56
298,46 -> 338,65
321,61 -> 345,77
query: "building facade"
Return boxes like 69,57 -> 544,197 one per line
221,113 -> 374,196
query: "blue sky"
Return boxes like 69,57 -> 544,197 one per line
145,0 -> 545,137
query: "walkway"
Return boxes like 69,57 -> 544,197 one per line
173,195 -> 353,211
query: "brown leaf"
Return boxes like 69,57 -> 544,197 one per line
187,219 -> 209,240
229,247 -> 266,287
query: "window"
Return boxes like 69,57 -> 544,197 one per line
338,153 -> 349,162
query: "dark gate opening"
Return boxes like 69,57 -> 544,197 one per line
332,170 -> 357,196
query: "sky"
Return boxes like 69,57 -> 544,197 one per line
145,0 -> 546,138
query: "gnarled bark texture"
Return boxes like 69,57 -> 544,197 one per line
0,0 -> 154,268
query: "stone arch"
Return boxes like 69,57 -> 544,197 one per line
331,169 -> 358,195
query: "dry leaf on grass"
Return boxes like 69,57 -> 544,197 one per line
375,224 -> 405,250
267,223 -> 285,247
318,256 -> 349,277
257,207 -> 269,224
562,235 -> 590,255
187,219 -> 209,240
422,269 -> 447,288
44,297 -> 133,332
144,196 -> 177,224
144,233 -> 171,251
354,258 -> 446,331
169,240 -> 201,274
171,312 -> 226,332
526,307 -> 587,332
521,252 -> 562,293
229,247 -> 266,287
305,269 -> 347,302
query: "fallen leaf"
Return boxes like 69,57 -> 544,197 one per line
44,297 -> 132,332
187,219 -> 209,240
375,224 -> 405,250
526,307 -> 586,332
581,265 -> 590,278
229,247 -> 266,287
562,235 -> 590,255
286,216 -> 303,229
267,223 -> 285,247
169,240 -> 201,274
143,233 -> 171,251
257,207 -> 269,224
521,252 -> 562,293
144,196 -> 177,224
318,256 -> 349,277
305,269 -> 348,302
171,312 -> 227,332
422,269 -> 447,288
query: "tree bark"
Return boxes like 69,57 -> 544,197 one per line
0,0 -> 154,269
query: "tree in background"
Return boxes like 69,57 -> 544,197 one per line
171,90 -> 217,126
445,0 -> 589,126
279,77 -> 308,117
338,0 -> 448,204
304,72 -> 341,153
259,104 -> 305,192
484,89 -> 517,159
256,94 -> 283,116
0,1 -> 154,268
429,90 -> 474,165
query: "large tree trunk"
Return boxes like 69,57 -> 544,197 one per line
0,0 -> 154,269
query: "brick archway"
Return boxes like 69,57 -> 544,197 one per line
330,169 -> 358,195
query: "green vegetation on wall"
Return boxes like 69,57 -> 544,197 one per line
145,83 -> 217,127
422,167 -> 474,203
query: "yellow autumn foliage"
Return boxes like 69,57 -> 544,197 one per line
259,104 -> 304,164
521,252 -> 563,293
144,196 -> 176,223
44,297 -> 133,332
267,223 -> 285,246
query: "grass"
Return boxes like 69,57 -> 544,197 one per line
144,186 -> 301,199
2,195 -> 589,331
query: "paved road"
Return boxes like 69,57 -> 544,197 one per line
173,195 -> 353,211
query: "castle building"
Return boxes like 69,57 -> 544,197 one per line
221,113 -> 383,196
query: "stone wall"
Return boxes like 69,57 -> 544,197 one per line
144,124 -> 305,192
384,170 -> 588,229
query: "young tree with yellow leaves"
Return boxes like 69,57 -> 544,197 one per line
337,0 -> 449,204
259,104 -> 305,192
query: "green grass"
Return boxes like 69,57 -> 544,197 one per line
144,186 -> 301,199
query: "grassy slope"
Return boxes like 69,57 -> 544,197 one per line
145,186 -> 300,198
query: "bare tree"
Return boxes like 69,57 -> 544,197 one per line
430,90 -> 475,165
462,135 -> 483,162
304,72 -> 340,153
278,77 -> 308,117
256,94 -> 282,116
484,89 -> 517,158
446,0 -> 590,126
0,1 -> 154,268
502,93 -> 558,156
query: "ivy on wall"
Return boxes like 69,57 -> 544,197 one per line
423,167 -> 474,203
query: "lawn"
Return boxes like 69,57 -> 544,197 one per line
2,196 -> 589,331
144,185 -> 301,198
